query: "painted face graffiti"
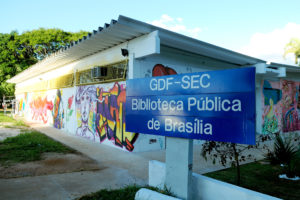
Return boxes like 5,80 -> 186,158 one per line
76,86 -> 96,141
80,93 -> 91,123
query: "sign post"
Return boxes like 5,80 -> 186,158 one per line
165,137 -> 193,199
126,67 -> 256,199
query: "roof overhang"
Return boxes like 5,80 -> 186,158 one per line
269,62 -> 300,73
7,15 -> 297,84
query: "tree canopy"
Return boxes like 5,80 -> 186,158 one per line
284,38 -> 300,65
0,28 -> 88,99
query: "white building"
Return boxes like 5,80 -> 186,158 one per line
8,15 -> 300,152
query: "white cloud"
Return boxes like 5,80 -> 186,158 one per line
238,23 -> 300,65
150,14 -> 202,39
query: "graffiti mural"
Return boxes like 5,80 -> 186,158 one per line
19,98 -> 25,112
281,80 -> 300,132
76,86 -> 97,141
75,82 -> 138,151
95,82 -> 138,151
152,64 -> 177,76
262,80 -> 282,134
261,79 -> 300,134
29,95 -> 53,124
53,89 -> 64,129
66,95 -> 74,122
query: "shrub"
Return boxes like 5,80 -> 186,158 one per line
265,134 -> 299,177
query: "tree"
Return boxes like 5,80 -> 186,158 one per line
201,135 -> 270,186
284,38 -> 300,65
0,28 -> 89,100
0,31 -> 26,98
19,28 -> 88,60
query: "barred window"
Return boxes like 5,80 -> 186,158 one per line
75,61 -> 127,85
15,60 -> 127,94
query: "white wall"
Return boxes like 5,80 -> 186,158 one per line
133,45 -> 238,79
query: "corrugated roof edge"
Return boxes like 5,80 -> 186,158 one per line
118,15 -> 265,65
7,15 -> 299,84
270,62 -> 300,72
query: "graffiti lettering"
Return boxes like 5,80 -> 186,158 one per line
29,96 -> 53,124
95,82 -> 138,151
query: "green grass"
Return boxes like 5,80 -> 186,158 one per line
0,111 -> 28,127
0,131 -> 76,166
0,112 -> 16,123
77,185 -> 173,200
204,161 -> 300,200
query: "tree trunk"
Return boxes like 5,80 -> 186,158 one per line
232,144 -> 241,186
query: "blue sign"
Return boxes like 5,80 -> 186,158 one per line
126,67 -> 256,145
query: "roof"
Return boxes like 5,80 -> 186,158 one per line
269,62 -> 300,73
7,15 -> 298,84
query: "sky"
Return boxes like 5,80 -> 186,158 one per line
1,0 -> 300,65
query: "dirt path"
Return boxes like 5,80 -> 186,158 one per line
0,124 -> 101,179
0,126 -> 22,141
0,152 -> 101,178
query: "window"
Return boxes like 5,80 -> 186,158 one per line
75,61 -> 127,85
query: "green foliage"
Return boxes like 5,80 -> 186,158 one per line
205,161 -> 300,200
265,134 -> 299,177
266,135 -> 298,164
201,135 -> 271,185
0,131 -> 75,166
284,38 -> 300,65
76,185 -> 174,200
0,112 -> 16,123
19,28 -> 89,60
0,28 -> 89,99
0,111 -> 28,127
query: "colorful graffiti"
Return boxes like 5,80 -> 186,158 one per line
95,82 -> 138,151
26,89 -> 74,130
18,98 -> 25,112
262,80 -> 282,134
76,86 -> 96,141
16,93 -> 27,114
75,83 -> 138,151
281,80 -> 300,132
53,89 -> 64,129
152,64 -> 177,76
29,96 -> 53,124
262,79 -> 300,134
66,95 -> 74,122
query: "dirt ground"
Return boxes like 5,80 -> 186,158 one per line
0,125 -> 101,179
0,152 -> 101,178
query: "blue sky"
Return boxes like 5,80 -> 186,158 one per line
1,0 -> 300,65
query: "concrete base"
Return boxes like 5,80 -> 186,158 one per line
150,160 -> 281,200
135,188 -> 182,200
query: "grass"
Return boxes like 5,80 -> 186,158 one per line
204,160 -> 300,200
0,111 -> 28,127
0,131 -> 76,166
76,185 -> 173,200
0,112 -> 16,123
